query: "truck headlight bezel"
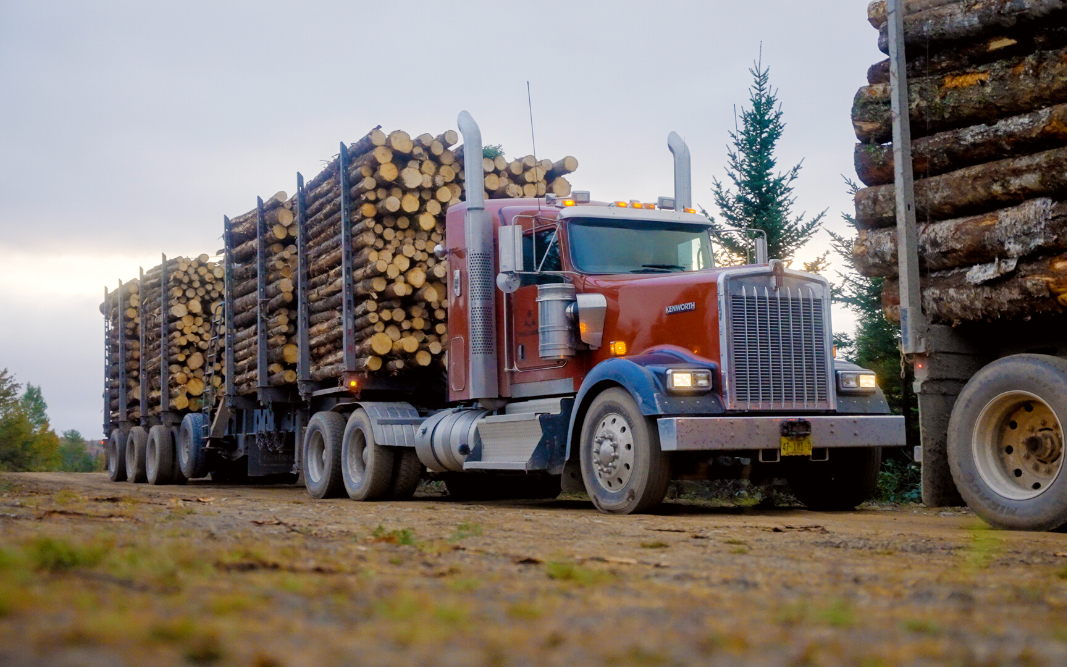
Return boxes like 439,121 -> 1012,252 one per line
666,368 -> 713,393
837,371 -> 877,394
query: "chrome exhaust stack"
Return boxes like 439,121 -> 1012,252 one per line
457,111 -> 499,401
667,131 -> 692,212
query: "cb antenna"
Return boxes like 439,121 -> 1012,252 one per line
527,81 -> 542,212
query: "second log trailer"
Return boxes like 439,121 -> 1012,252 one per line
103,112 -> 904,514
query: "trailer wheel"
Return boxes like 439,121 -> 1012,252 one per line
146,425 -> 174,485
579,387 -> 670,514
125,426 -> 148,483
107,429 -> 127,482
178,413 -> 209,480
948,355 -> 1067,531
785,447 -> 881,510
303,411 -> 346,499
341,409 -> 396,501
169,426 -> 187,485
388,449 -> 424,500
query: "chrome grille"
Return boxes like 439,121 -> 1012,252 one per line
727,285 -> 831,410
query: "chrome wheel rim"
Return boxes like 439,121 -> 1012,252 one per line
346,427 -> 368,486
307,432 -> 327,484
591,412 -> 635,492
973,391 -> 1064,500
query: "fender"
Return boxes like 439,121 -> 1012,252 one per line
563,347 -> 724,463
333,401 -> 423,447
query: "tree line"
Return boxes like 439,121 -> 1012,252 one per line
0,369 -> 103,473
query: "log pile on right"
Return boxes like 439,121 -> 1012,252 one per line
851,0 -> 1067,324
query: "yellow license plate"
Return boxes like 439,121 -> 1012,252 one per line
780,435 -> 814,457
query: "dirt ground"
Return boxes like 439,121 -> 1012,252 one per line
2,473 -> 1067,666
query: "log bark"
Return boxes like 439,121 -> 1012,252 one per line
872,0 -> 1067,54
854,199 -> 1067,277
855,146 -> 1067,229
856,103 -> 1067,186
881,251 -> 1067,324
852,46 -> 1067,144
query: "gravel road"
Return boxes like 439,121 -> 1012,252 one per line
2,472 -> 1067,665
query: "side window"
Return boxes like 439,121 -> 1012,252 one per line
520,228 -> 564,285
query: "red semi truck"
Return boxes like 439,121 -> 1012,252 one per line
111,112 -> 905,513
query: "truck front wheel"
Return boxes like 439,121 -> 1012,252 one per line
785,447 -> 881,510
948,355 -> 1067,531
579,388 -> 670,514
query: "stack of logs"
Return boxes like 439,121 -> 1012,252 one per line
140,256 -> 224,413
294,126 -> 579,382
102,280 -> 142,421
851,0 -> 1067,324
228,193 -> 300,394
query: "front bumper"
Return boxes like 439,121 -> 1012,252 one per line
657,415 -> 906,452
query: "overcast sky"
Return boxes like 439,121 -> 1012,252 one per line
0,0 -> 885,438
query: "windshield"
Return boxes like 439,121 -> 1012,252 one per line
567,217 -> 714,274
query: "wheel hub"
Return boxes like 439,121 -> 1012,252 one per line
973,391 -> 1064,500
591,413 -> 635,492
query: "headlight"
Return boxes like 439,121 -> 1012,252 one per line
667,369 -> 712,392
838,371 -> 877,392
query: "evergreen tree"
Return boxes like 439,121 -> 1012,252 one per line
20,384 -> 48,429
0,371 -> 61,472
59,430 -> 99,472
704,55 -> 825,264
829,179 -> 919,450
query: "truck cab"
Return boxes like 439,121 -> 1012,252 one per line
407,113 -> 905,513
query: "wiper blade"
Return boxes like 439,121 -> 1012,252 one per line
637,264 -> 686,272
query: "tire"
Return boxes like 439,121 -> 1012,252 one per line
169,426 -> 188,485
578,388 -> 670,514
785,447 -> 882,510
146,425 -> 174,485
303,411 -> 346,499
107,429 -> 127,482
388,448 -> 424,500
178,413 -> 210,480
125,427 -> 148,483
947,355 -> 1067,531
341,409 -> 396,500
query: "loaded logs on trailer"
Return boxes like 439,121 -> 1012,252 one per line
227,126 -> 578,388
99,255 -> 225,419
851,0 -> 1067,324
101,279 -> 142,421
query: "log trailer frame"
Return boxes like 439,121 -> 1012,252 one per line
886,0 -> 1067,530
105,113 -> 906,513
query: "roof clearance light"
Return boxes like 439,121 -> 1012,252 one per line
644,203 -> 656,210
562,199 -> 576,207
630,200 -> 643,209
613,201 -> 628,208
684,207 -> 697,214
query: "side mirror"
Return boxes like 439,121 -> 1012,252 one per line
567,293 -> 607,349
496,225 -> 524,293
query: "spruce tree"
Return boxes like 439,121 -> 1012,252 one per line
704,56 -> 825,264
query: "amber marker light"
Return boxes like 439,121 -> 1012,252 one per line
562,199 -> 576,207
613,201 -> 629,208
684,207 -> 697,214
644,203 -> 656,210
609,341 -> 627,356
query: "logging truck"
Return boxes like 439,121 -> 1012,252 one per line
103,112 -> 904,513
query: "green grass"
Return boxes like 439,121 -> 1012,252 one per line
371,525 -> 416,546
903,619 -> 941,635
817,600 -> 855,628
26,537 -> 108,572
449,522 -> 483,542
545,561 -> 612,586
